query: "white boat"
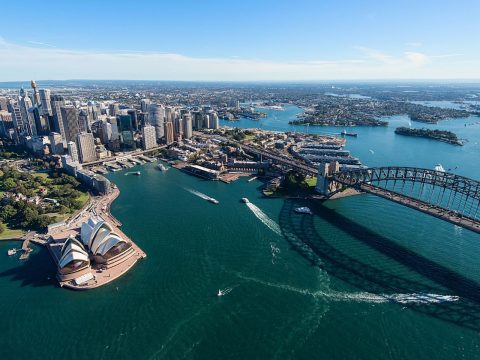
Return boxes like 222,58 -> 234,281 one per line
294,207 -> 313,215
217,289 -> 224,296
7,248 -> 17,256
208,198 -> 219,204
434,164 -> 445,172
157,164 -> 168,171
241,198 -> 250,203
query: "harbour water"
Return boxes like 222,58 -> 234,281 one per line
1,105 -> 480,359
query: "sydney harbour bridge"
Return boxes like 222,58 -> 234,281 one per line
239,143 -> 480,234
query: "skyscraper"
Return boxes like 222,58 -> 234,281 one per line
210,112 -> 219,129
165,121 -> 174,145
76,132 -> 96,163
49,132 -> 64,155
20,93 -> 36,136
39,89 -> 52,116
117,115 -> 135,149
127,109 -> 139,131
67,141 -> 79,163
141,124 -> 157,150
78,110 -> 89,133
108,103 -> 119,116
50,95 -> 65,142
182,113 -> 193,139
174,116 -> 183,141
0,111 -> 13,137
60,106 -> 80,143
140,99 -> 151,113
148,104 -> 165,140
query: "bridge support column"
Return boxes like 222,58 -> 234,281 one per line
315,162 -> 339,196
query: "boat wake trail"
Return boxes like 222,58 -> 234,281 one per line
185,188 -> 211,201
237,273 -> 460,305
245,202 -> 282,236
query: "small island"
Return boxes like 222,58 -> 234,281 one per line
394,127 -> 464,145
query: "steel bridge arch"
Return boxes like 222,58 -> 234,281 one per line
333,166 -> 480,202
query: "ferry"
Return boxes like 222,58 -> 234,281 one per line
294,207 -> 313,215
157,163 -> 168,171
341,130 -> 358,137
7,248 -> 17,256
434,164 -> 445,172
208,198 -> 219,204
241,197 -> 250,203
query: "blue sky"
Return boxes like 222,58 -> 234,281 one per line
0,0 -> 479,81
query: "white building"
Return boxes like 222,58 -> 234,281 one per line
142,124 -> 157,150
67,141 -> 79,163
182,113 -> 193,139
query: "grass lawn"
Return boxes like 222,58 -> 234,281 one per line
244,134 -> 256,141
306,177 -> 317,187
76,192 -> 90,207
0,228 -> 24,240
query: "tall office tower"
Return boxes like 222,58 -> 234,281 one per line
174,116 -> 183,141
165,121 -> 174,145
117,115 -> 135,149
148,104 -> 165,140
210,112 -> 219,129
67,141 -> 79,163
108,103 -> 119,116
76,132 -> 96,163
30,80 -> 41,106
182,113 -> 193,139
202,114 -> 210,129
0,111 -> 13,137
8,100 -> 24,134
32,107 -> 49,135
101,121 -> 112,144
138,112 -> 148,127
107,116 -> 119,140
49,132 -> 64,155
140,99 -> 151,113
39,89 -> 52,116
127,109 -> 138,131
165,106 -> 175,123
50,95 -> 65,142
0,97 -> 7,111
60,106 -> 80,143
141,124 -> 157,150
78,110 -> 89,133
192,112 -> 202,129
87,101 -> 99,121
19,93 -> 36,136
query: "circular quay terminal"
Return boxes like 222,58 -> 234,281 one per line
2,1 -> 480,360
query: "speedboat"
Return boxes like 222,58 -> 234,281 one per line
7,248 -> 17,256
134,171 -> 141,176
157,164 -> 168,171
241,198 -> 250,203
294,207 -> 313,215
208,198 -> 219,204
217,289 -> 224,296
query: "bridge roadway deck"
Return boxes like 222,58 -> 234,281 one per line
360,183 -> 480,234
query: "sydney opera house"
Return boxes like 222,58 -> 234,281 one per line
49,216 -> 144,289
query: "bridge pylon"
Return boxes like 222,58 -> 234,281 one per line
315,161 -> 341,195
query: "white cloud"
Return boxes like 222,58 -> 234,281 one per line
27,40 -> 56,48
0,38 -> 477,81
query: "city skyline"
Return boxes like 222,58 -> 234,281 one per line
1,0 -> 479,81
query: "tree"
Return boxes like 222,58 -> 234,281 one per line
1,204 -> 17,221
3,178 -> 16,191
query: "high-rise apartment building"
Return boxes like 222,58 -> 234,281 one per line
76,132 -> 96,163
141,124 -> 157,150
